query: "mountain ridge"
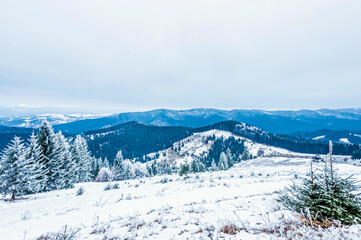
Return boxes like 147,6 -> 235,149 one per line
2,108 -> 361,135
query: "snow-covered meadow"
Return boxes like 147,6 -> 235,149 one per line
1,157 -> 361,240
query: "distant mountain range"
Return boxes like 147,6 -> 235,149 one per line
52,108 -> 361,134
1,108 -> 361,157
0,113 -> 109,129
1,117 -> 359,162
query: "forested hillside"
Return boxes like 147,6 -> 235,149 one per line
0,126 -> 35,151
197,121 -> 359,155
85,121 -> 192,163
85,120 -> 359,164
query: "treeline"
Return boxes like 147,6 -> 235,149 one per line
85,121 -> 191,164
201,135 -> 248,167
0,121 -> 93,199
178,136 -> 251,176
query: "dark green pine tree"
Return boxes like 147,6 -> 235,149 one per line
53,132 -> 76,189
37,121 -> 57,191
111,150 -> 125,180
25,132 -> 47,193
179,163 -> 190,176
279,160 -> 361,225
190,159 -> 198,173
0,136 -> 29,199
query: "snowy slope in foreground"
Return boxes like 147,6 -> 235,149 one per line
1,158 -> 361,240
145,129 -> 331,166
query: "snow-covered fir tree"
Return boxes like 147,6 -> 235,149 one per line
241,147 -> 250,160
54,132 -> 77,189
103,157 -> 110,169
72,135 -> 93,182
133,162 -> 148,178
121,159 -> 135,180
96,167 -> 113,182
146,163 -> 153,176
25,132 -> 47,193
47,132 -> 68,190
112,150 -> 124,180
0,136 -> 29,198
190,158 -> 206,173
225,148 -> 234,167
91,157 -> 103,178
154,160 -> 172,176
0,121 -> 96,196
210,158 -> 218,171
37,120 -> 58,191
151,161 -> 158,176
218,152 -> 229,170
160,160 -> 172,175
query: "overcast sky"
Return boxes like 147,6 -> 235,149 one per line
0,0 -> 360,113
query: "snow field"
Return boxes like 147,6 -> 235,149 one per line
1,157 -> 361,239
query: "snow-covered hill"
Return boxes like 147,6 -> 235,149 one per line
0,114 -> 109,128
1,157 -> 361,240
144,130 -> 335,166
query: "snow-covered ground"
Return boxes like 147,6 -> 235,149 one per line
1,157 -> 361,240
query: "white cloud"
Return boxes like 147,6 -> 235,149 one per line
0,0 -> 360,111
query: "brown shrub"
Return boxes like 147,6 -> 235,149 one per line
220,224 -> 240,235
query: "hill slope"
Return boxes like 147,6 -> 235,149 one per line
144,129 -> 312,167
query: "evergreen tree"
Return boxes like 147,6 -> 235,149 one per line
91,157 -> 103,178
279,160 -> 361,225
198,159 -> 206,172
133,162 -> 148,178
37,121 -> 57,190
121,159 -> 135,180
25,132 -> 47,193
179,163 -> 190,176
72,135 -> 92,182
151,161 -> 158,176
146,163 -> 154,176
96,167 -> 113,182
46,132 -> 67,190
0,136 -> 29,198
241,147 -> 250,160
190,159 -> 198,173
53,132 -> 76,189
218,152 -> 229,170
160,160 -> 172,175
211,158 -> 218,171
190,158 -> 206,173
351,149 -> 361,160
103,157 -> 110,169
226,148 -> 234,167
112,150 -> 124,180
